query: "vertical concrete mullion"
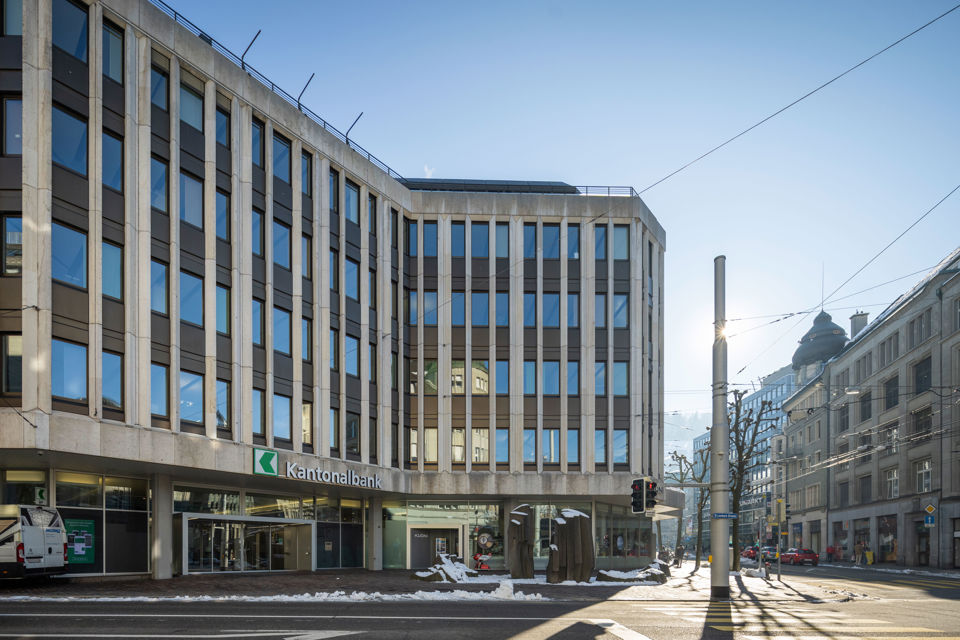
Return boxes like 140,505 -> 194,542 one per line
291,139 -> 303,453
463,218 -> 472,474
606,221 -> 614,474
359,184 -> 369,463
263,121 -> 273,448
377,197 -> 390,467
337,169 -> 345,455
168,58 -> 180,431
318,155 -> 330,457
583,218 -> 595,473
236,101 -> 251,445
560,220 -> 568,473
509,217 -> 522,472
124,25 -> 142,426
454,216 -> 464,474
486,218 -> 495,473
416,215 -> 423,472
536,219 -> 543,474
630,221 -> 643,475
88,3 -> 103,421
202,80 -> 216,440
134,34 -> 151,429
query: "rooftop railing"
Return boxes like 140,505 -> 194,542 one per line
571,186 -> 640,197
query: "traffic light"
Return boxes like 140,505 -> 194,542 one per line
785,503 -> 792,520
631,478 -> 645,514
645,479 -> 658,511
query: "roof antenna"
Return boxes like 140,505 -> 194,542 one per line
345,112 -> 363,147
241,30 -> 261,71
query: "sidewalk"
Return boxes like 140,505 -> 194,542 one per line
0,565 -> 847,603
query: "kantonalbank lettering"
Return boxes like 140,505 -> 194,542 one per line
285,461 -> 383,489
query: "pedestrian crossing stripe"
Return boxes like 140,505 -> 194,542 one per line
712,627 -> 937,633
743,636 -> 960,640
891,578 -> 960,588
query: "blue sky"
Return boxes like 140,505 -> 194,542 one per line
165,0 -> 960,422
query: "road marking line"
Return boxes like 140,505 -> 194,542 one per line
588,619 -> 653,640
712,626 -> 937,633
892,578 -> 958,588
743,637 -> 960,640
0,634 -> 357,639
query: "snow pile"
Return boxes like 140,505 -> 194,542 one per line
412,553 -> 477,583
742,567 -> 766,579
596,562 -> 667,585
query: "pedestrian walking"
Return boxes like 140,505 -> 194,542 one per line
854,541 -> 863,565
674,544 -> 685,567
826,544 -> 835,563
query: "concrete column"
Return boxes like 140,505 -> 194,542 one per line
237,103 -> 253,445
263,121 -> 274,447
359,184 -> 370,463
291,139 -> 303,453
151,474 -> 174,579
202,80 -> 217,440
582,219 -> 596,472
560,220 -> 569,473
439,216 -> 451,472
168,58 -> 181,430
134,35 -> 153,429
88,3 -> 103,421
367,496 -> 383,570
317,155 -> 331,456
124,25 -> 143,425
630,222 -> 644,475
508,218 -> 523,472
310,151 -> 321,454
463,217 -> 471,474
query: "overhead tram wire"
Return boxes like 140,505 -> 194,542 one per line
636,3 -> 960,195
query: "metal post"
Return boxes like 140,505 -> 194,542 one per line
711,256 -> 730,599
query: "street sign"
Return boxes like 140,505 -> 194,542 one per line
712,512 -> 738,519
924,504 -> 937,515
35,487 -> 47,505
924,514 -> 935,528
253,448 -> 278,476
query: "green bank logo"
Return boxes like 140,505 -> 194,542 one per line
253,448 -> 278,476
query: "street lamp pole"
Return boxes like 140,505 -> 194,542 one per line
711,256 -> 730,599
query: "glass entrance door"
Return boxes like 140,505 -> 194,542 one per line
183,515 -> 315,573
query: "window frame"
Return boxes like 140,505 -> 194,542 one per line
51,104 -> 88,176
51,338 -> 87,402
178,82 -> 204,133
179,170 -> 204,229
272,133 -> 291,183
178,270 -> 204,328
101,240 -> 123,301
178,369 -> 204,425
101,130 -> 123,193
51,222 -> 87,290
52,0 -> 88,62
101,349 -> 123,411
150,66 -> 168,111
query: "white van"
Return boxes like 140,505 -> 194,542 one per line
0,505 -> 68,579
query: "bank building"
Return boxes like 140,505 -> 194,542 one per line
0,0 -> 669,577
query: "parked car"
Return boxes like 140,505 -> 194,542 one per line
741,547 -> 757,560
781,548 -> 819,566
760,546 -> 778,561
0,505 -> 68,579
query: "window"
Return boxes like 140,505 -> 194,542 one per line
251,299 -> 263,346
252,388 -> 264,436
272,135 -> 290,183
595,294 -> 606,328
2,0 -> 22,35
216,379 -> 230,431
879,422 -> 898,455
595,429 -> 606,464
301,152 -> 311,195
273,307 -> 291,355
344,181 -> 359,225
179,370 -> 203,424
613,225 -> 629,260
302,236 -> 312,278
101,131 -> 123,192
543,293 -> 560,327
178,84 -> 203,132
302,402 -> 312,446
451,222 -> 465,257
613,429 -> 628,464
496,428 -> 509,464
523,223 -> 536,258
907,308 -> 932,348
451,427 -> 465,464
956,298 -> 960,331
407,289 -> 418,325
102,351 -> 122,410
523,429 -> 536,463
52,0 -> 87,62
251,120 -> 263,168
859,391 -> 872,422
472,360 -> 488,395
329,329 -> 338,370
150,157 -> 167,211
51,106 -> 87,175
179,172 -> 203,228
179,271 -> 203,327
912,406 -> 932,437
595,361 -> 606,396
423,221 -> 438,257
496,360 -> 509,395
471,291 -> 488,326
251,211 -> 266,258
884,375 -> 899,410
567,293 -> 579,328
270,220 -> 290,269
1,334 -> 22,393
345,335 -> 359,377
101,242 -> 122,300
407,357 -> 418,394
424,359 -> 438,395
150,260 -> 167,314
329,169 -> 339,213
51,223 -> 86,288
302,318 -> 311,362
914,458 -> 932,493
450,291 -> 467,327
405,219 -> 417,256
567,361 -> 579,395
542,224 -> 560,259
424,426 -> 437,463
392,353 -> 398,390
273,394 -> 291,440
215,108 -> 229,147
150,67 -> 167,110
423,290 -> 438,326
472,427 -> 489,464
495,292 -> 509,327
542,428 -> 560,464
568,224 -> 580,259
150,363 -> 167,416
329,250 -> 338,290
523,361 -> 536,395
369,417 -> 378,461
524,293 -> 536,328
467,220 -> 491,257
495,222 -> 509,258
3,98 -> 22,155
883,467 -> 898,499
914,356 -> 931,394
215,191 -> 229,241
594,225 -> 606,260
613,362 -> 628,396
613,294 -> 628,328
837,403 -> 849,433
542,361 -> 560,395
558,429 -> 576,466
344,257 -> 359,300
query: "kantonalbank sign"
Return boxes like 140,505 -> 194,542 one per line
253,448 -> 383,489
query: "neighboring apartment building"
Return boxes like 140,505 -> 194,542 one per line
0,0 -> 667,577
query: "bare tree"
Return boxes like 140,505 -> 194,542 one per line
685,445 -> 710,571
666,450 -> 692,557
728,389 -> 776,571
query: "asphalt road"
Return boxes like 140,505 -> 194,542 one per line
0,565 -> 957,639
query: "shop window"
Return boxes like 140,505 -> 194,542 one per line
495,360 -> 508,395
215,285 -> 229,335
179,84 -> 203,132
344,180 -> 359,225
179,172 -> 203,229
150,66 -> 167,111
56,471 -> 101,508
52,0 -> 87,62
102,131 -> 123,192
179,370 -> 203,424
523,223 -> 536,259
451,222 -> 465,257
273,393 -> 291,440
215,107 -> 229,147
1,470 -> 46,505
523,429 -> 536,463
567,361 -> 579,395
495,428 -> 509,464
51,339 -> 86,401
543,293 -> 560,327
472,221 -> 488,257
51,223 -> 86,288
273,307 -> 291,355
273,134 -> 290,183
567,224 -> 580,259
1,334 -> 22,393
101,241 -> 122,300
215,379 -> 230,431
472,427 -> 489,463
173,486 -> 241,514
495,222 -> 509,258
423,221 -> 437,257
251,388 -> 264,436
567,428 -> 580,464
567,293 -> 579,328
251,119 -> 263,168
179,271 -> 203,327
102,351 -> 122,410
215,191 -> 229,241
251,299 -> 263,345
2,99 -> 22,155
150,157 -> 167,211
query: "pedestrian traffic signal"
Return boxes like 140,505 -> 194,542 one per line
645,479 -> 658,511
631,478 -> 646,514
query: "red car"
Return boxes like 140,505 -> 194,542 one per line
781,548 -> 819,566
740,547 -> 758,560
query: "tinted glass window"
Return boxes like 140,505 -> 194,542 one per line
423,291 -> 438,326
613,362 -> 628,396
302,318 -> 311,361
215,285 -> 229,335
251,388 -> 264,435
495,292 -> 509,327
52,0 -> 87,62
3,217 -> 22,275
216,380 -> 229,429
423,222 -> 437,257
102,22 -> 123,84
451,222 -> 465,257
595,429 -> 606,464
301,153 -> 311,195
215,108 -> 229,147
328,170 -> 339,212
179,370 -> 203,423
273,135 -> 290,183
523,224 -> 536,258
101,241 -> 122,300
406,220 -> 417,256
567,428 -> 579,464
150,157 -> 167,211
344,257 -> 359,300
595,362 -> 606,396
613,294 -> 628,328
613,429 -> 628,464
523,361 -> 536,395
568,293 -> 579,328
471,222 -> 488,257
251,121 -> 263,167
495,222 -> 509,258
595,294 -> 606,328
568,224 -> 580,259
523,429 -> 536,463
3,99 -> 22,155
496,360 -> 508,395
150,261 -> 167,314
179,85 -> 203,132
3,0 -> 23,36
251,299 -> 263,345
345,181 -> 359,224
51,339 -> 86,401
273,220 -> 290,269
496,428 -> 509,463
595,225 -> 606,260
273,394 -> 291,440
408,290 -> 417,325
150,68 -> 167,110
102,131 -> 123,192
450,291 -> 464,326
542,224 -> 560,259
179,172 -> 203,228
212,191 -> 229,240
524,293 -> 535,327
345,334 -> 359,377
471,292 -> 488,326
543,293 -> 560,327
542,360 -> 559,395
273,307 -> 291,355
251,210 -> 263,256
302,235 -> 311,278
102,351 -> 122,410
568,361 -> 579,395
179,271 -> 203,326
51,106 -> 87,175
51,223 -> 86,288
613,225 -> 629,260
